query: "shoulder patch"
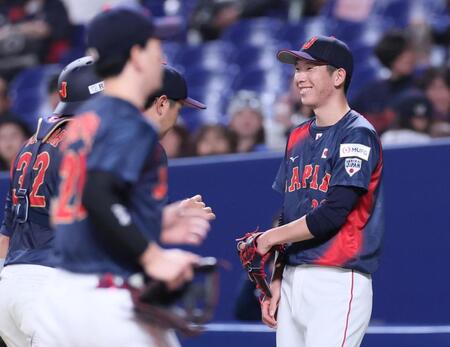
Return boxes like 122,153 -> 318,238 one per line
340,143 -> 371,161
345,158 -> 362,177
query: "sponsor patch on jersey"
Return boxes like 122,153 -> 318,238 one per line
315,133 -> 323,140
88,81 -> 105,95
345,158 -> 362,177
340,143 -> 371,161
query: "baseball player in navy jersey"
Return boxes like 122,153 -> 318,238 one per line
253,36 -> 384,347
33,8 -> 210,347
0,56 -> 104,347
144,65 -> 216,246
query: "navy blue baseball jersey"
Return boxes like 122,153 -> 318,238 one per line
52,95 -> 167,277
0,116 -> 71,267
273,110 -> 384,274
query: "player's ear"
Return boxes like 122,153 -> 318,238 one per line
129,44 -> 144,72
333,68 -> 346,89
156,95 -> 169,116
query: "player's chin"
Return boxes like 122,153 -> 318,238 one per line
299,95 -> 315,108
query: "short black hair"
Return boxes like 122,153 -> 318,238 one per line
374,30 -> 411,69
0,116 -> 32,138
416,67 -> 450,91
94,41 -> 147,78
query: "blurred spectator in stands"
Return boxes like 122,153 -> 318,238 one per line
416,66 -> 450,137
352,30 -> 417,134
381,91 -> 432,146
0,0 -> 71,81
0,117 -> 30,170
193,124 -> 236,156
227,90 -> 267,153
189,0 -> 283,41
328,0 -> 375,22
38,72 -> 58,116
271,79 -> 313,149
299,0 -> 327,17
62,0 -> 122,24
160,124 -> 192,158
0,77 -> 18,119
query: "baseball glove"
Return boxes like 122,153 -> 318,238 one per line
236,231 -> 284,300
128,257 -> 219,337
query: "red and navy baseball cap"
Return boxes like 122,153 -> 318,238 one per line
86,7 -> 175,68
54,56 -> 104,116
149,66 -> 206,109
277,36 -> 354,90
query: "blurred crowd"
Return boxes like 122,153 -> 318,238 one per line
0,0 -> 450,171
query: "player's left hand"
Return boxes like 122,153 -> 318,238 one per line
261,278 -> 281,329
161,195 -> 215,245
178,195 -> 216,220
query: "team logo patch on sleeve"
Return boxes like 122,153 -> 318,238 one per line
345,158 -> 362,177
340,143 -> 371,161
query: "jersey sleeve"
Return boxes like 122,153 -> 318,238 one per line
87,121 -> 156,184
272,156 -> 287,194
329,127 -> 381,190
0,186 -> 14,237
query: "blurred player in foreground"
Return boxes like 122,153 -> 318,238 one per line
0,56 -> 103,347
33,7 -> 212,347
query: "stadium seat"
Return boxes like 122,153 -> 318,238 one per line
232,44 -> 287,70
278,17 -> 329,47
232,67 -> 289,95
173,41 -> 236,71
222,17 -> 283,47
180,90 -> 231,132
9,64 -> 62,129
373,0 -> 412,28
184,66 -> 239,93
347,58 -> 383,102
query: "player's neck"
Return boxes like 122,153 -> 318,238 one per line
313,93 -> 350,127
103,76 -> 148,110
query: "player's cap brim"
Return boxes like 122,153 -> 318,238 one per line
182,97 -> 207,110
53,100 -> 85,116
277,50 -> 320,65
153,17 -> 183,39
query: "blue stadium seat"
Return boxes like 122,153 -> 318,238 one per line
232,44 -> 286,70
373,0 -> 412,28
180,89 -> 231,132
163,42 -> 181,64
58,24 -> 87,65
232,67 -> 289,94
326,15 -> 392,47
184,66 -> 239,93
222,17 -> 283,46
277,17 -> 329,47
348,59 -> 383,102
9,64 -> 62,129
173,41 -> 236,71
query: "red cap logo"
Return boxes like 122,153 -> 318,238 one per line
302,36 -> 318,50
59,81 -> 67,99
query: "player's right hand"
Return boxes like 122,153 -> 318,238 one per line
261,278 -> 281,329
140,243 -> 200,290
